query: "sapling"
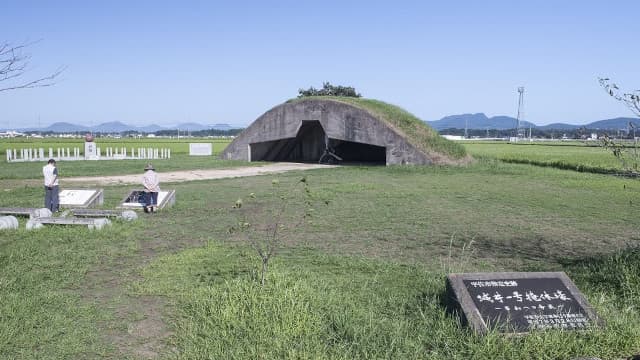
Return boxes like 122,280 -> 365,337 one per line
229,176 -> 321,286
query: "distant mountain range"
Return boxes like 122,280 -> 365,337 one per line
1,121 -> 242,133
427,113 -> 640,131
4,114 -> 639,133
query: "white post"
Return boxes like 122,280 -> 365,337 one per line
13,149 -> 17,161
49,148 -> 53,159
168,149 -> 171,159
40,148 -> 44,159
57,148 -> 61,158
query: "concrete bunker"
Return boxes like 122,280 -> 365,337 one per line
249,120 -> 386,164
221,97 -> 469,166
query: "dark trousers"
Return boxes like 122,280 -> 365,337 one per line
145,192 -> 158,207
44,185 -> 59,212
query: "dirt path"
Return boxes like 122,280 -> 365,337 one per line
66,162 -> 335,185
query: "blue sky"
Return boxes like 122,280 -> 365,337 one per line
1,0 -> 639,128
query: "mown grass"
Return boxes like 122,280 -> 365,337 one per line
2,159 -> 640,358
0,154 -> 253,180
0,137 -> 241,180
463,141 -> 628,174
0,222 -> 138,359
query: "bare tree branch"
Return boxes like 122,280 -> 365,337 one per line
599,77 -> 640,117
0,41 -> 66,92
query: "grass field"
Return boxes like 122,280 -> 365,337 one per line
463,141 -> 630,174
0,154 -> 640,359
2,148 -> 640,359
0,138 -> 248,180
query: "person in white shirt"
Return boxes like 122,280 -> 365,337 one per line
42,159 -> 59,212
142,163 -> 160,213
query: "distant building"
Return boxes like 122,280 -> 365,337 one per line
442,135 -> 465,141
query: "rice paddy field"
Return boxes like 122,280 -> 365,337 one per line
1,138 -> 640,359
463,141 -> 633,174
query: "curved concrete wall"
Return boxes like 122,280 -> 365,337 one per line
221,98 -> 434,165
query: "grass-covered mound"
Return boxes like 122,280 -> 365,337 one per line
288,96 -> 471,164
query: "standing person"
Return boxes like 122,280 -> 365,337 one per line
43,159 -> 59,212
142,163 -> 160,213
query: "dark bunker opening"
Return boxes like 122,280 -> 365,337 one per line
249,120 -> 386,164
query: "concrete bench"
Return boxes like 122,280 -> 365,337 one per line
71,209 -> 137,221
26,217 -> 111,230
0,207 -> 38,216
0,207 -> 53,219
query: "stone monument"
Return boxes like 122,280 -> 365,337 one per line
189,143 -> 212,156
84,133 -> 98,160
446,272 -> 603,334
59,189 -> 104,208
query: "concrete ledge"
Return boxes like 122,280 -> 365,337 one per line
59,189 -> 104,208
26,217 -> 111,230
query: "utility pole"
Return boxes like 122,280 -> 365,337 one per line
515,86 -> 525,143
464,118 -> 468,139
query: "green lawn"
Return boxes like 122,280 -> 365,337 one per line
1,159 -> 640,359
0,137 -> 253,180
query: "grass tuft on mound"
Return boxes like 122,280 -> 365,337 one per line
288,96 -> 469,162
